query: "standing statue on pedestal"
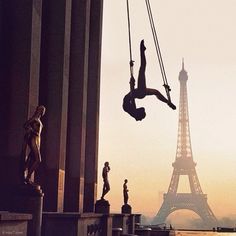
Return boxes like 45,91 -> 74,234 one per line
95,161 -> 111,213
121,179 -> 132,214
123,179 -> 129,205
21,105 -> 46,185
101,161 -> 110,199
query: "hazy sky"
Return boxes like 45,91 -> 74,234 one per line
98,0 -> 236,221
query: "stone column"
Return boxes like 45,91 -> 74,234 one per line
0,0 -> 42,207
0,0 -> 7,158
36,0 -> 72,212
64,0 -> 91,212
84,0 -> 104,213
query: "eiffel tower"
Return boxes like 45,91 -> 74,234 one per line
153,61 -> 218,229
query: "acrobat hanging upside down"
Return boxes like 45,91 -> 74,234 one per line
122,40 -> 176,121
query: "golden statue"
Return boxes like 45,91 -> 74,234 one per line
21,105 -> 46,185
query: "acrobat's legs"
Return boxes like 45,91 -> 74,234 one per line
146,88 -> 176,109
146,88 -> 169,103
135,40 -> 176,110
136,40 -> 146,98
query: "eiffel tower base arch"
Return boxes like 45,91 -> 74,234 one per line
153,193 -> 218,228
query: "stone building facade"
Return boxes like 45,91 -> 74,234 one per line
0,0 -> 103,216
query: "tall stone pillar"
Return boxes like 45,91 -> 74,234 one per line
36,0 -> 72,212
0,0 -> 42,208
0,1 -> 7,156
64,0 -> 91,212
83,0 -> 104,212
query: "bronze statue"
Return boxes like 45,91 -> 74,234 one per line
21,105 -> 46,185
123,40 -> 176,121
123,179 -> 129,205
101,162 -> 110,199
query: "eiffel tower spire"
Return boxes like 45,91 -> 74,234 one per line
153,61 -> 218,229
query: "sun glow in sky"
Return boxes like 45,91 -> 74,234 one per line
98,0 -> 236,221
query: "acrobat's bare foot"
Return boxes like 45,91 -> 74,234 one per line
140,40 -> 146,51
168,101 -> 176,110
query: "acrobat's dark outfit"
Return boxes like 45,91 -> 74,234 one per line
123,40 -> 176,121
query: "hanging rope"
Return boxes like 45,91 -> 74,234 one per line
145,0 -> 172,102
126,0 -> 135,93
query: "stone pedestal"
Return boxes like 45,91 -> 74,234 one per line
135,228 -> 151,236
0,212 -> 32,236
112,214 -> 128,234
121,204 -> 132,214
134,214 -> 142,225
122,234 -> 138,236
95,199 -> 110,214
112,227 -> 122,236
128,214 -> 136,234
42,212 -> 112,236
12,184 -> 43,236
